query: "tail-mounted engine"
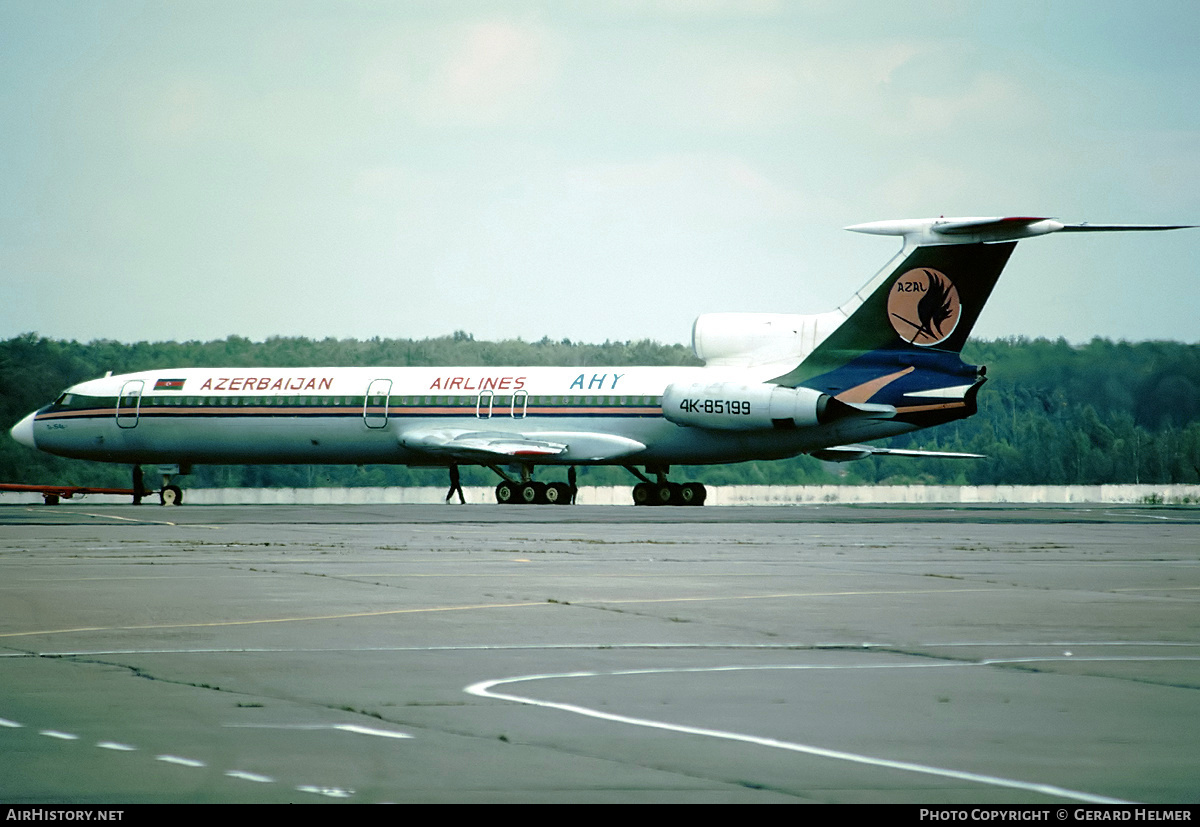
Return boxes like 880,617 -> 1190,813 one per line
662,381 -> 879,431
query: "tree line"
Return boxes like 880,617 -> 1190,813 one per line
2,332 -> 1197,489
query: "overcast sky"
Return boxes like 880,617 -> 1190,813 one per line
2,0 -> 1197,349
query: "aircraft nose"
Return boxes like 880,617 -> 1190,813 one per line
10,412 -> 37,449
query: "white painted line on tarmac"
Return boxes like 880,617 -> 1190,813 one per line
1113,586 -> 1200,592
226,770 -> 274,783
78,512 -> 177,526
465,661 -> 1133,805
334,724 -> 412,739
983,656 -> 1200,665
296,785 -> 354,798
156,754 -> 206,767
924,640 -> 1200,648
224,721 -> 412,739
0,599 -> 552,640
40,729 -> 78,740
0,710 -> 365,796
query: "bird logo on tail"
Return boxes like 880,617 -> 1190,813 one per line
887,268 -> 961,347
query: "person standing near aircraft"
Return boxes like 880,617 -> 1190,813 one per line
446,464 -> 465,504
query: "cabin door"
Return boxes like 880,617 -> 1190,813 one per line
476,390 -> 494,419
116,380 -> 144,429
511,390 -> 528,419
364,379 -> 392,429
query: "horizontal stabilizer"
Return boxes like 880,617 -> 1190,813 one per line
811,444 -> 985,463
929,216 -> 1053,235
846,216 -> 1195,246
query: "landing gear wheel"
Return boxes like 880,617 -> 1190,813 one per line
519,481 -> 545,504
495,480 -> 518,504
655,482 -> 680,506
680,483 -> 707,506
632,482 -> 655,506
545,482 -> 573,505
159,485 -> 183,506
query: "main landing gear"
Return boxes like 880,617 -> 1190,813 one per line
491,465 -> 575,506
486,464 -> 707,506
626,465 -> 706,507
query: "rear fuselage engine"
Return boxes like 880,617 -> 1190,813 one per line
662,382 -> 836,431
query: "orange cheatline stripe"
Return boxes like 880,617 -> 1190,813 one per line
893,402 -> 968,414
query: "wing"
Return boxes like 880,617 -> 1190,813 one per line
399,428 -> 646,463
810,444 -> 984,462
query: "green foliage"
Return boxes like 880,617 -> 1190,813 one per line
2,333 -> 1198,488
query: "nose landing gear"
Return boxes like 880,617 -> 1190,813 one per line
145,464 -> 188,506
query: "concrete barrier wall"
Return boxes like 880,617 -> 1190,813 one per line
5,484 -> 1198,506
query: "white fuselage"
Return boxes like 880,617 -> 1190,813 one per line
17,364 -> 913,468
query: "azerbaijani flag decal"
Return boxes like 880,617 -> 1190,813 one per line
154,377 -> 186,391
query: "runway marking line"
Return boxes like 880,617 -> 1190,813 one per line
296,784 -> 354,798
0,587 -> 1006,639
1111,586 -> 1200,592
78,511 -> 178,526
14,507 -> 222,529
224,722 -> 412,739
40,729 -> 78,740
16,640 -> 1200,659
582,587 -> 1007,606
0,713 -> 360,797
466,662 -> 1133,804
156,754 -> 206,767
335,724 -> 412,739
0,601 -> 555,638
226,770 -> 274,783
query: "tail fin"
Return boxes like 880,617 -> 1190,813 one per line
773,216 -> 1193,391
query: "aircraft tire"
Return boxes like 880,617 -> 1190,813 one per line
519,481 -> 544,505
655,482 -> 679,506
632,482 -> 655,506
160,485 -> 183,506
680,483 -> 707,506
495,481 -> 518,504
546,482 -> 573,505
43,494 -> 60,506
